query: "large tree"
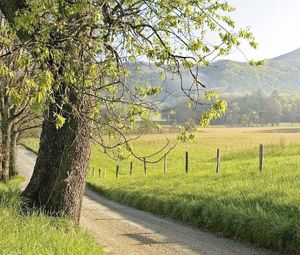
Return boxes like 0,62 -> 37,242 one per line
0,0 -> 257,223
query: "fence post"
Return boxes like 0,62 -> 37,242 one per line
93,167 -> 95,177
130,161 -> 133,176
164,155 -> 167,174
259,144 -> 264,172
143,157 -> 147,175
116,165 -> 119,178
98,168 -> 101,178
216,148 -> 220,174
185,151 -> 189,175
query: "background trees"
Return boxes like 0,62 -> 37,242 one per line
163,90 -> 300,127
0,14 -> 43,183
216,91 -> 297,127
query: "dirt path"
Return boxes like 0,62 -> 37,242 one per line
16,146 -> 278,255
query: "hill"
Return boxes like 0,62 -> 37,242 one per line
128,48 -> 300,97
271,47 -> 300,61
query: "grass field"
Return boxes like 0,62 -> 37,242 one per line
0,178 -> 103,255
22,127 -> 300,254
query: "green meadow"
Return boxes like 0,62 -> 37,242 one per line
23,127 -> 300,254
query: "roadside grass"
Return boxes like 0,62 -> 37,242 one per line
22,127 -> 300,254
0,178 -> 103,255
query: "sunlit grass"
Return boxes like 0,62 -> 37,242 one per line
0,178 -> 103,255
22,127 -> 300,254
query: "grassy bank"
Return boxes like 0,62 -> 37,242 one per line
22,127 -> 300,254
0,179 -> 103,255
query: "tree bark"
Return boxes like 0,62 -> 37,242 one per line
1,118 -> 12,184
23,89 -> 91,224
0,91 -> 12,184
9,129 -> 18,177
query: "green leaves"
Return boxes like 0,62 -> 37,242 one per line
200,99 -> 227,127
54,113 -> 66,129
249,59 -> 266,67
134,85 -> 162,98
0,65 -> 14,78
177,129 -> 195,142
24,70 -> 54,106
200,91 -> 227,127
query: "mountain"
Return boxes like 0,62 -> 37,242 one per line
271,48 -> 300,62
128,48 -> 300,97
199,57 -> 300,94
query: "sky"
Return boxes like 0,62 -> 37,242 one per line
223,0 -> 300,61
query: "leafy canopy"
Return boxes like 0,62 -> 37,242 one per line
1,0 -> 257,156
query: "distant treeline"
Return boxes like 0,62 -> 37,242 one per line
163,90 -> 300,127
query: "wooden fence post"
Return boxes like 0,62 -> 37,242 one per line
93,167 -> 95,177
259,144 -> 264,172
185,151 -> 189,175
143,157 -> 147,175
116,165 -> 119,178
130,161 -> 133,176
98,168 -> 101,178
164,155 -> 167,174
216,148 -> 220,174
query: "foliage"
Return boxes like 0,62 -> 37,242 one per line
1,0 -> 258,151
0,14 -> 44,183
164,90 -> 300,126
0,14 -> 52,112
215,91 -> 300,126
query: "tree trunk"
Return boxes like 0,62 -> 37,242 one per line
1,118 -> 12,184
9,130 -> 18,177
23,89 -> 91,224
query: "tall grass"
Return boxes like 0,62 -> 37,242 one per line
22,128 -> 300,254
0,178 -> 103,255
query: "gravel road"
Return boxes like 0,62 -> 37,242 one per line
16,145 -> 278,255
